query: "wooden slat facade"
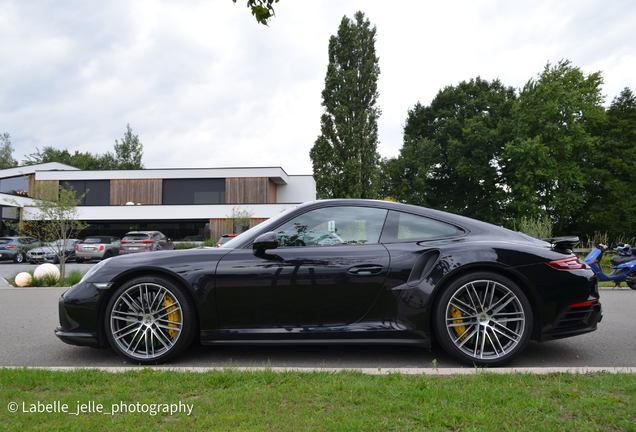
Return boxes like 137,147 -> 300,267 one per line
110,179 -> 162,205
32,179 -> 60,200
226,177 -> 276,204
268,180 -> 277,203
250,218 -> 268,229
208,218 -> 229,242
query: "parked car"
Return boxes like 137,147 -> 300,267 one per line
0,237 -> 41,263
55,199 -> 602,367
76,236 -> 122,263
119,231 -> 174,254
213,234 -> 237,247
26,239 -> 81,264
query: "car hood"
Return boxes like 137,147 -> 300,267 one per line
83,247 -> 231,283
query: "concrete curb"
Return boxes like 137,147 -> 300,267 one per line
2,366 -> 634,375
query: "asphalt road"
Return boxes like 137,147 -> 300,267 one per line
1,262 -> 635,369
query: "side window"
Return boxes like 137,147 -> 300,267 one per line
275,206 -> 388,247
382,211 -> 463,242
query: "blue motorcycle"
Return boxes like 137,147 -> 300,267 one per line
584,242 -> 636,289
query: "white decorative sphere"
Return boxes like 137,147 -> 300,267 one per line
15,272 -> 32,287
34,263 -> 60,280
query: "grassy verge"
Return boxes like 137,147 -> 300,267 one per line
1,368 -> 635,431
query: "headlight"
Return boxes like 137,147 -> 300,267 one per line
80,258 -> 110,283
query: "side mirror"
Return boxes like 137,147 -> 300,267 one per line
253,232 -> 278,255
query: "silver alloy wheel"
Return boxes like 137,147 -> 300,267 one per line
109,282 -> 184,361
444,279 -> 526,360
14,252 -> 24,263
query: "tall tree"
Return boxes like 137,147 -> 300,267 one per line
388,77 -> 516,224
310,11 -> 381,199
114,124 -> 144,169
584,88 -> 636,238
504,60 -> 605,233
0,132 -> 18,169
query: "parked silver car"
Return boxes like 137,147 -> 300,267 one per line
0,237 -> 41,263
76,236 -> 122,263
120,231 -> 174,254
27,239 -> 81,264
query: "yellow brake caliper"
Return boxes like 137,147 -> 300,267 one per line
451,306 -> 466,340
164,295 -> 179,339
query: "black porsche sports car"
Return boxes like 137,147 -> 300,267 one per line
55,199 -> 602,366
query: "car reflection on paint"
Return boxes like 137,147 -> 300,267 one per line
55,199 -> 602,367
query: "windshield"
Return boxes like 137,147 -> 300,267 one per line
221,207 -> 296,248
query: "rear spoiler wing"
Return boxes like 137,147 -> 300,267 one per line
541,237 -> 580,253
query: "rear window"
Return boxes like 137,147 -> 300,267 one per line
123,234 -> 150,241
0,238 -> 11,245
381,211 -> 464,242
83,237 -> 108,244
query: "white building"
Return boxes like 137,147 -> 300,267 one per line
0,163 -> 316,241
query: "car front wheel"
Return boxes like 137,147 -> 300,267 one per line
434,272 -> 533,367
13,252 -> 25,263
105,276 -> 197,364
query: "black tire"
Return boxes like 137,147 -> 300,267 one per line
76,258 -> 85,263
628,281 -> 636,290
434,272 -> 533,367
104,275 -> 197,364
103,251 -> 113,260
13,252 -> 25,264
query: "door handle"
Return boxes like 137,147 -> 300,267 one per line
348,265 -> 384,275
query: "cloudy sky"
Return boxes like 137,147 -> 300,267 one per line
1,0 -> 635,174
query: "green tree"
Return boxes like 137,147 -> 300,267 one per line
114,124 -> 144,169
23,146 -> 115,170
310,11 -> 381,199
5,182 -> 86,282
388,77 -> 516,224
504,60 -> 605,233
22,124 -> 144,170
232,0 -> 279,25
0,132 -> 18,169
584,88 -> 636,238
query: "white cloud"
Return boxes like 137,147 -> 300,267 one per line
1,0 -> 635,173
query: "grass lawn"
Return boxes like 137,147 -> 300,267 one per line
1,368 -> 635,431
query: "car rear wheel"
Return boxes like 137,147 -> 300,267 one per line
434,272 -> 533,367
13,252 -> 25,263
103,251 -> 113,259
105,276 -> 197,364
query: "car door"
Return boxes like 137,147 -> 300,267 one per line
215,206 -> 391,328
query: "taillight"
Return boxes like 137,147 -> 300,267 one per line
121,241 -> 126,244
569,300 -> 598,308
6,245 -> 16,248
141,240 -> 152,244
547,257 -> 587,270
76,245 -> 80,251
99,245 -> 104,251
